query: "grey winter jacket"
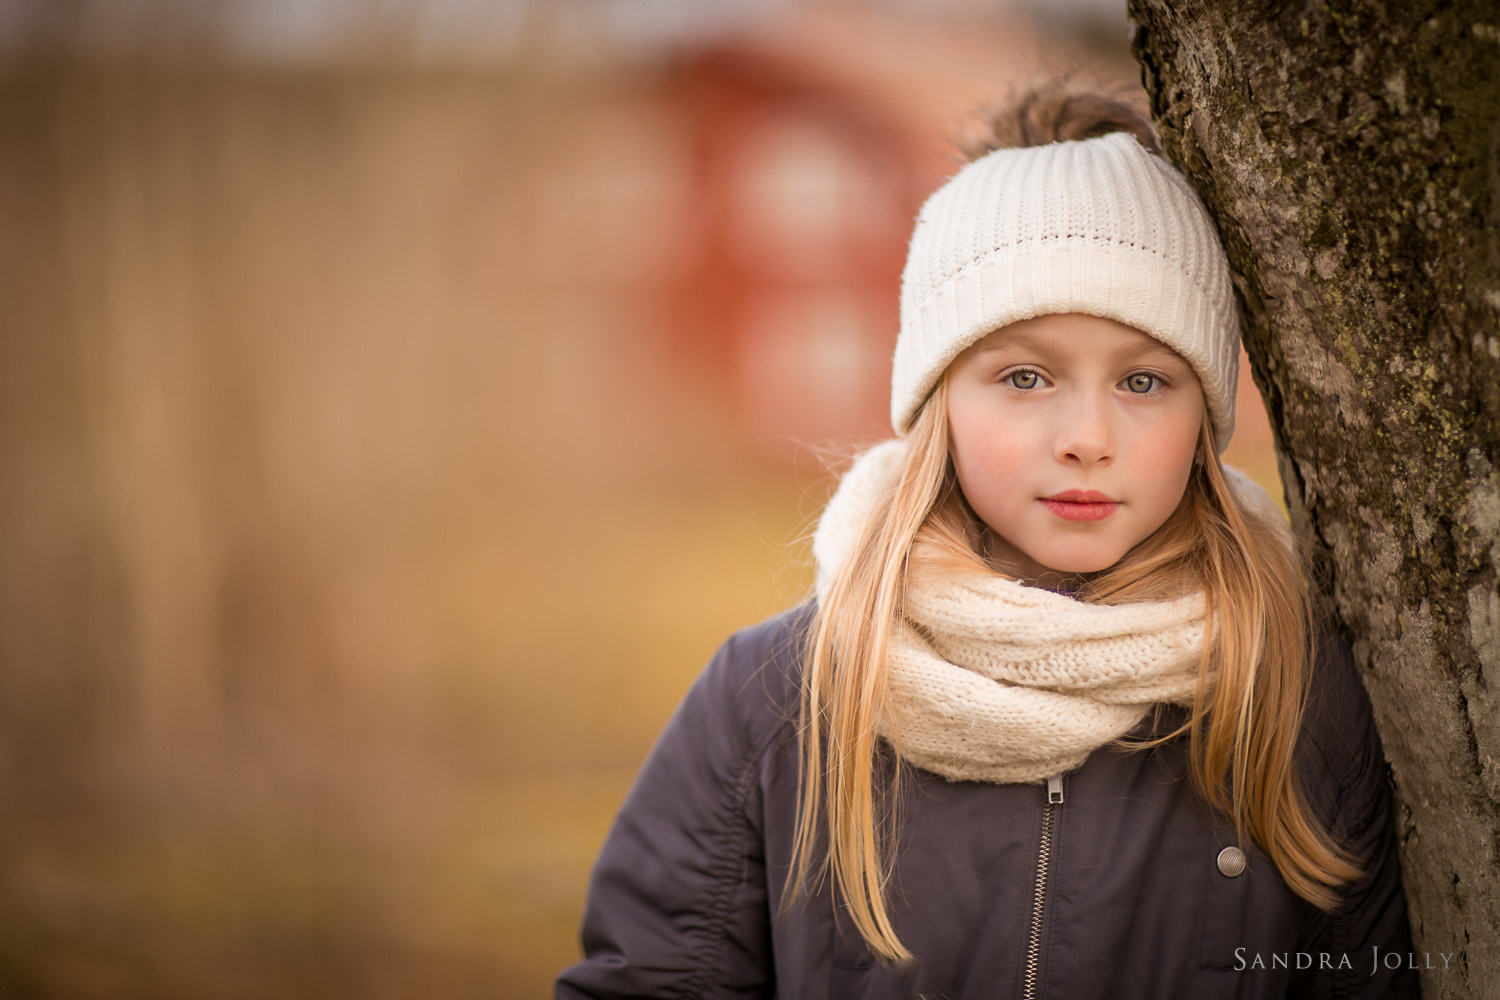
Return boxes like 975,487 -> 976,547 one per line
556,600 -> 1420,999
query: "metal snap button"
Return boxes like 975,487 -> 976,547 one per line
1217,845 -> 1247,877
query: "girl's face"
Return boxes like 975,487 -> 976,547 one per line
944,313 -> 1206,586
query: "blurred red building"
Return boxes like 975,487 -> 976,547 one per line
588,5 -> 1124,458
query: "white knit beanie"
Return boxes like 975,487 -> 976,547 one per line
892,130 -> 1240,450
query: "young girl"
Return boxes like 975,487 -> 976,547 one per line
555,87 -> 1418,999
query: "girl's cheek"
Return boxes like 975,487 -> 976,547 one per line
1141,422 -> 1196,461
1139,443 -> 1197,481
1136,408 -> 1201,465
968,434 -> 1027,477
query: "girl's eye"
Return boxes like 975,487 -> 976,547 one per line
1124,372 -> 1162,394
1003,369 -> 1044,390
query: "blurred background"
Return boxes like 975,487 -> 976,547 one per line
0,1 -> 1280,997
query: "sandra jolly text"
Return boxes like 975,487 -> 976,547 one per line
1234,947 -> 1455,974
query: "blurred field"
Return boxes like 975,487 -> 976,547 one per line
0,17 -> 1281,999
0,58 -> 827,999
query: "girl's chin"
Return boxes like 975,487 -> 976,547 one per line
1015,553 -> 1125,581
981,532 -> 1127,581
1026,544 -> 1124,571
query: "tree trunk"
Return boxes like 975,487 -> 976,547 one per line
1127,1 -> 1500,995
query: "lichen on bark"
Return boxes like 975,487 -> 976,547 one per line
1128,1 -> 1500,996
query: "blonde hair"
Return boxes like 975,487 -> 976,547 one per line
786,374 -> 1363,962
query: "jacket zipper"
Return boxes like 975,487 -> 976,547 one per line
1020,774 -> 1065,1000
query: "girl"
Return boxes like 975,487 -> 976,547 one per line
555,87 -> 1418,999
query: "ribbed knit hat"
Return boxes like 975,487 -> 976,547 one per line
892,130 -> 1240,450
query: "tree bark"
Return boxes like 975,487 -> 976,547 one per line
1127,1 -> 1500,995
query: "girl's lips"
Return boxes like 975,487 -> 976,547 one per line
1044,490 -> 1116,503
1039,497 -> 1120,521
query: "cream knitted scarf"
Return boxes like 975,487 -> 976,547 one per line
811,439 -> 1287,784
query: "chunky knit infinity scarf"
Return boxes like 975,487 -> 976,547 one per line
811,440 -> 1284,784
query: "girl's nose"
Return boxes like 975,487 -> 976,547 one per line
1054,397 -> 1115,466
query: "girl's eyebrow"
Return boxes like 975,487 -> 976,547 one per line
1116,340 -> 1190,365
971,330 -> 1056,357
972,331 -> 1188,366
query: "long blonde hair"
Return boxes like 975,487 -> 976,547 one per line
787,373 -> 1363,962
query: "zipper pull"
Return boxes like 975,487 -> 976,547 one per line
1047,774 -> 1064,804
